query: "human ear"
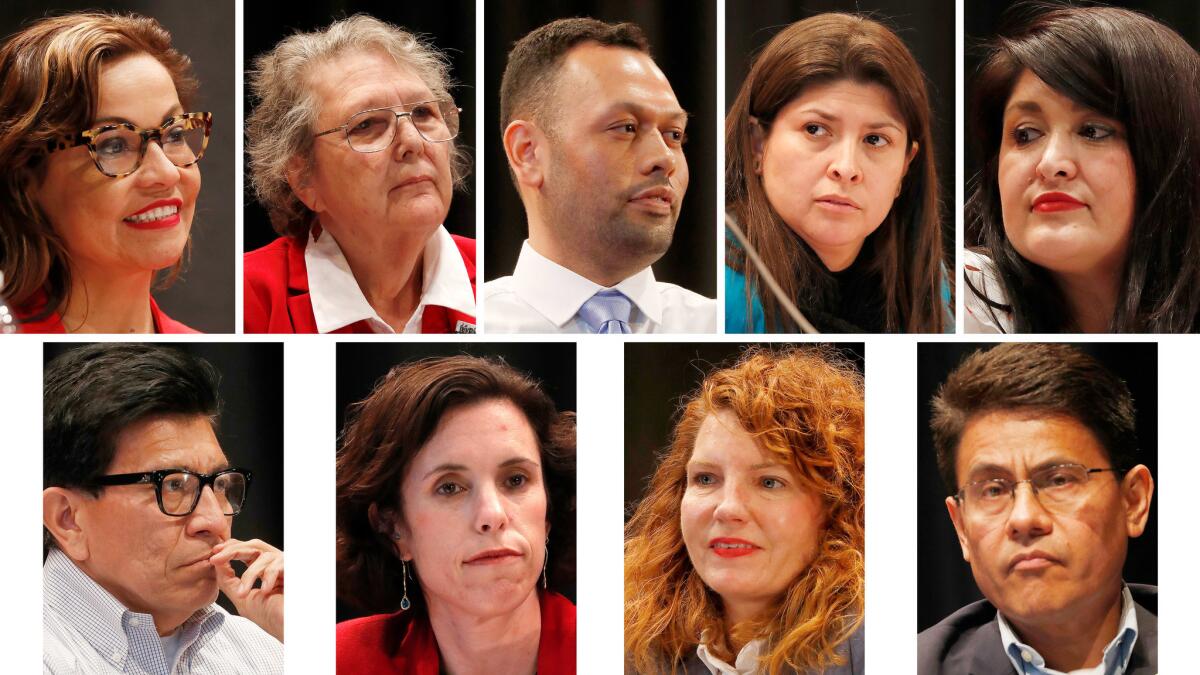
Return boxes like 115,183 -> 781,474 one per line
945,495 -> 971,563
368,503 -> 413,560
43,487 -> 89,561
1120,464 -> 1154,538
285,155 -> 324,213
749,117 -> 766,176
904,140 -> 920,175
503,120 -> 545,190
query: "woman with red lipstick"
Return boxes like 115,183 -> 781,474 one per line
625,348 -> 864,674
0,12 -> 211,333
965,5 -> 1200,332
725,13 -> 951,334
336,356 -> 576,674
243,15 -> 476,334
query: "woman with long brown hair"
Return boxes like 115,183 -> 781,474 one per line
726,13 -> 949,333
625,347 -> 864,674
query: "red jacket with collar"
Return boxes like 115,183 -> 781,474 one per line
243,233 -> 477,334
12,290 -> 198,333
336,590 -> 576,674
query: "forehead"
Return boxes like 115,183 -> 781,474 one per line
96,52 -> 183,126
690,409 -> 783,468
309,48 -> 435,124
778,79 -> 905,129
955,410 -> 1110,479
109,414 -> 228,474
553,43 -> 683,120
1003,69 -> 1092,120
408,399 -> 541,474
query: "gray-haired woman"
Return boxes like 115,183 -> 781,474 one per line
243,14 -> 475,334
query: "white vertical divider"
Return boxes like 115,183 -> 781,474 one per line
1155,336 -> 1193,671
575,336 -> 625,673
865,337 -> 919,669
283,337 -> 337,673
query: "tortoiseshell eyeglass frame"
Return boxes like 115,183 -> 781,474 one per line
44,111 -> 213,178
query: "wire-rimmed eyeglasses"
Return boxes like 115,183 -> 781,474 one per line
954,463 -> 1122,517
90,467 -> 251,517
314,99 -> 460,152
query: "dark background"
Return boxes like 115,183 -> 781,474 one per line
1,1 -> 236,333
483,0 -> 717,297
624,341 -> 864,513
964,0 -> 1200,239
916,342 -> 1158,631
43,341 -> 284,617
242,0 -> 476,253
335,341 -> 576,622
726,0 -> 957,266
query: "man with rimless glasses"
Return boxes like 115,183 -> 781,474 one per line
919,344 -> 1156,675
42,344 -> 283,673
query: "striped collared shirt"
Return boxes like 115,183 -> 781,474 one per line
43,548 -> 282,674
998,585 -> 1138,675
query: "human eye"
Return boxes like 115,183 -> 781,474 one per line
504,472 -> 531,490
664,128 -> 687,147
95,135 -> 130,158
434,480 -> 466,497
1011,126 -> 1043,146
976,480 -> 1009,500
689,472 -> 717,487
760,476 -> 787,489
1079,123 -> 1115,141
410,103 -> 439,122
163,125 -> 187,145
1039,467 -> 1084,489
609,120 -> 638,136
803,123 -> 830,138
162,474 -> 190,493
863,133 -> 890,148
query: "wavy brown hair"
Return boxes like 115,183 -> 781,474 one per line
727,13 -> 946,333
625,347 -> 864,674
0,12 -> 197,321
336,355 -> 575,616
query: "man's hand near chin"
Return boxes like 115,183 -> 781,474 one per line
210,538 -> 284,642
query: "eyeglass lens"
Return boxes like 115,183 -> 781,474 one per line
964,464 -> 1093,516
93,121 -> 207,175
345,102 -> 459,152
161,471 -> 247,516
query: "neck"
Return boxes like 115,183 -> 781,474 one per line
1006,586 -> 1124,671
722,595 -> 770,653
526,205 -> 645,287
426,590 -> 541,675
60,264 -> 155,333
808,239 -> 864,273
324,223 -> 429,331
1052,267 -> 1120,333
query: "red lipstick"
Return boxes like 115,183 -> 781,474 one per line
124,198 -> 183,230
709,537 -> 759,558
1031,192 -> 1086,213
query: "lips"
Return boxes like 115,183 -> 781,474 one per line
394,175 -> 434,190
182,551 -> 214,568
463,547 -> 523,565
1008,550 -> 1061,572
709,537 -> 760,558
814,194 -> 861,212
628,185 -> 675,214
124,198 -> 182,230
1031,192 -> 1086,213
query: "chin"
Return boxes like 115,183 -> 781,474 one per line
458,579 -> 538,618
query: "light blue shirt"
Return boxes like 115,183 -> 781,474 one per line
998,585 -> 1138,675
43,548 -> 282,674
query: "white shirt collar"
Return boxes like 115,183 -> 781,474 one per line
305,225 -> 474,334
695,638 -> 766,675
997,585 -> 1139,675
509,240 -> 664,328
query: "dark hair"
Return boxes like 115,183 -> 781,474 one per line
0,12 -> 199,321
43,343 -> 221,550
930,343 -> 1137,494
336,355 -> 576,615
726,13 -> 947,333
499,16 -> 649,134
966,5 -> 1200,332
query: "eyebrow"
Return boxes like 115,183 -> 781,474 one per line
965,457 -> 1078,480
686,460 -> 786,472
798,107 -> 903,132
92,103 -> 186,128
600,101 -> 690,122
421,456 -> 539,481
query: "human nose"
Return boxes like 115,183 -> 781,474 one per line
712,481 -> 750,524
390,112 -> 426,161
474,483 -> 509,534
636,128 -> 678,177
1034,131 -> 1078,181
186,485 -> 231,541
132,138 -> 182,188
826,137 -> 863,184
1006,481 -> 1053,542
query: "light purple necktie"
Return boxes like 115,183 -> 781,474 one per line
577,290 -> 633,334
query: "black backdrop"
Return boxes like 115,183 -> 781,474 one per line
726,0 -> 957,267
334,341 -> 577,622
624,341 -> 865,513
1,1 -> 236,333
43,341 -> 284,617
915,342 -> 1159,631
483,0 -> 717,297
242,0 -> 477,252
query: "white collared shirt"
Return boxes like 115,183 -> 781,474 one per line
696,638 -> 766,675
482,240 -> 716,333
997,586 -> 1139,675
304,225 -> 475,334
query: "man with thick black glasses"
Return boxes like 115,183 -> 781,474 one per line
42,343 -> 283,674
919,343 -> 1157,675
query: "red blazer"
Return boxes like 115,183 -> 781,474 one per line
336,591 -> 576,674
243,233 -> 477,334
13,290 -> 197,334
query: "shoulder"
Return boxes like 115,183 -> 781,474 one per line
336,612 -> 410,670
449,234 -> 476,265
917,599 -> 1002,674
152,303 -> 200,334
653,281 -> 717,332
213,610 -> 284,659
724,265 -> 766,333
539,592 -> 577,671
244,237 -> 298,285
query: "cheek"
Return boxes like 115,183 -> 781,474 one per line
678,493 -> 710,546
1090,152 -> 1136,231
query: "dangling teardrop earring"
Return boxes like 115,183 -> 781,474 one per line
400,559 -> 412,611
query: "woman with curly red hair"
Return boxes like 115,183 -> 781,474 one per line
625,347 -> 864,674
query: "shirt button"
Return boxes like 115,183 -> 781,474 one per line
1021,650 -> 1033,662
129,617 -> 140,627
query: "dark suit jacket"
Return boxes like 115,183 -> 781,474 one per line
676,621 -> 865,675
917,584 -> 1157,675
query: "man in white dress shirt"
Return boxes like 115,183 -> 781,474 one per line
486,17 -> 716,334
